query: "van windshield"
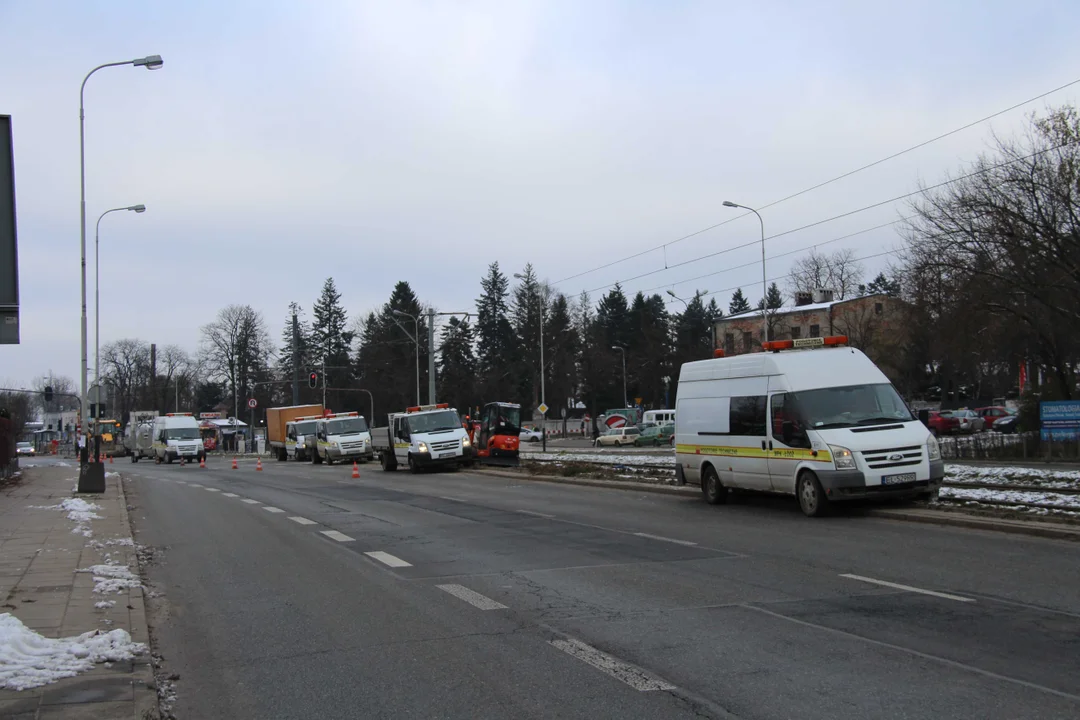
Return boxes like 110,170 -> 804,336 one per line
294,421 -> 318,436
326,417 -> 369,435
166,428 -> 200,440
789,383 -> 914,429
407,410 -> 461,434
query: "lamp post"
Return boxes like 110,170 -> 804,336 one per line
92,204 -> 145,460
611,345 -> 627,408
78,54 -> 162,481
391,310 -> 421,406
513,273 -> 547,449
722,200 -> 767,344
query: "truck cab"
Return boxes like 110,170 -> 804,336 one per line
285,416 -> 320,461
310,412 -> 374,465
373,403 -> 474,473
151,413 -> 205,464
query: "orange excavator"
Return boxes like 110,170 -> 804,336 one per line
466,402 -> 521,467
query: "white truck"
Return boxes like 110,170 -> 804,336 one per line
309,412 -> 375,465
151,413 -> 206,464
125,410 -> 159,462
371,403 -> 474,473
286,415 -> 321,462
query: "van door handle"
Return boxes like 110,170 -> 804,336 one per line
761,440 -> 767,450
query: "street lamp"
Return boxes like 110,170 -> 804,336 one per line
79,54 -> 163,481
722,200 -> 767,344
611,345 -> 627,408
513,273 -> 547,449
666,289 -> 688,309
92,204 -> 145,460
392,310 -> 421,406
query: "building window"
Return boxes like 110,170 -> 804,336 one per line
875,302 -> 883,315
790,326 -> 802,339
724,333 -> 735,354
742,331 -> 754,352
809,324 -> 820,338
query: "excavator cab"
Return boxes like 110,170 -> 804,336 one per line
474,402 -> 521,467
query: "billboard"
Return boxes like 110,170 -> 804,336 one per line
0,115 -> 18,344
1040,401 -> 1080,441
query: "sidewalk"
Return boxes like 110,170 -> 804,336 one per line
0,466 -> 157,719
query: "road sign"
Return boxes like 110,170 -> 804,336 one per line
634,397 -> 643,406
247,398 -> 258,409
537,402 -> 549,416
1041,401 -> 1080,441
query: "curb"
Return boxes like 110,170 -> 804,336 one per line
471,469 -> 1079,540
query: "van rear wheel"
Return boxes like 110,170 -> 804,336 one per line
797,471 -> 830,517
701,466 -> 727,505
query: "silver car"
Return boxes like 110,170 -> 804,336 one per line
15,441 -> 35,456
950,409 -> 986,434
594,427 -> 641,447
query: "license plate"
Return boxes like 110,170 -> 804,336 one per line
882,472 -> 916,485
438,451 -> 456,459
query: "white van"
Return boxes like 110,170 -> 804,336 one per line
151,413 -> 205,464
643,409 -> 675,427
310,412 -> 375,464
675,337 -> 943,516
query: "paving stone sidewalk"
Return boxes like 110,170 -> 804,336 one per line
0,464 -> 157,719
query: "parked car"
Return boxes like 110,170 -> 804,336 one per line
519,427 -> 543,443
634,424 -> 674,447
594,427 -> 640,447
15,442 -> 34,456
993,414 -> 1020,434
950,409 -> 986,434
926,411 -> 960,436
976,406 -> 1013,428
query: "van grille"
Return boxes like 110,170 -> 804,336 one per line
860,445 -> 923,469
431,440 -> 459,452
340,441 -> 365,453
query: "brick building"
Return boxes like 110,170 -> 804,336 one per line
713,290 -> 908,379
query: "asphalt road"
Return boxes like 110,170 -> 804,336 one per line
122,455 -> 1080,720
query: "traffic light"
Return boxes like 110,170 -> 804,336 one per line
44,386 -> 54,402
309,372 -> 318,388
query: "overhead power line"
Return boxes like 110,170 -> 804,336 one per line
555,75 -> 1080,287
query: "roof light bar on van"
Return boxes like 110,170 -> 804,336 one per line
324,412 -> 359,419
293,415 -> 322,422
165,412 -> 193,417
762,335 -> 849,352
406,403 -> 451,413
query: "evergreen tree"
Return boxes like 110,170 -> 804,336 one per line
729,288 -> 752,314
859,272 -> 902,297
511,264 -> 546,410
671,291 -> 714,405
437,319 -> 476,416
311,278 -> 354,411
353,282 -> 429,419
755,282 -> 785,310
277,302 -> 316,404
545,294 -> 578,422
626,292 -> 670,409
593,285 -> 632,409
475,262 -> 518,405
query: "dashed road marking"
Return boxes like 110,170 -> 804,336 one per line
205,488 -> 221,493
438,496 -> 463,502
263,506 -> 285,513
633,532 -> 697,547
839,574 -> 974,603
321,530 -> 356,543
241,499 -> 260,505
436,584 -> 507,610
289,516 -> 317,525
188,483 -> 204,488
222,493 -> 239,498
175,481 -> 188,485
364,550 -> 410,567
516,509 -> 555,519
549,637 -> 676,691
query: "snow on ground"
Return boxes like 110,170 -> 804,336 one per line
75,564 -> 142,594
528,452 -> 675,467
93,601 -> 115,609
0,613 -> 146,690
940,486 -> 1080,510
29,498 -> 101,538
946,465 -> 1080,489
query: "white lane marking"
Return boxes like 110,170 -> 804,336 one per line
634,532 -> 697,547
516,509 -> 555,519
438,496 -> 463,502
241,498 -> 261,504
188,483 -> 204,488
205,488 -> 221,493
222,493 -> 239,498
263,506 -> 285,513
436,584 -> 508,610
289,516 -> 317,525
174,481 -> 187,485
549,638 -> 675,692
364,550 -> 410,567
321,530 -> 356,543
839,574 -> 975,603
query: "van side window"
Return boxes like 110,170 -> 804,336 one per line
729,396 -> 766,436
771,394 -> 810,449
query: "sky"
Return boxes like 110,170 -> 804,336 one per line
2,0 -> 1079,387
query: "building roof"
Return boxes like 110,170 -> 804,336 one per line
720,293 -> 893,322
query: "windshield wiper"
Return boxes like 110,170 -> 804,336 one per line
855,417 -> 907,426
813,422 -> 855,429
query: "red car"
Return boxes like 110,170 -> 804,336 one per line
975,406 -> 1013,428
926,411 -> 960,436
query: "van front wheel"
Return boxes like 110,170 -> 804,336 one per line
797,471 -> 830,517
701,466 -> 727,505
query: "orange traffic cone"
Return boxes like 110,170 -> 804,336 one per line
108,455 -> 113,464
180,457 -> 185,467
351,461 -> 360,479
256,458 -> 263,472
231,457 -> 238,470
199,456 -> 206,469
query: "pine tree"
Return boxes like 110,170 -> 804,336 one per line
594,285 -> 632,409
475,262 -> 518,404
311,278 -> 354,411
511,264 -> 546,410
860,272 -> 902,297
438,319 -> 476,415
756,282 -> 784,310
626,292 -> 670,408
353,282 -> 428,418
277,302 -> 315,404
545,294 -> 578,421
729,288 -> 752,314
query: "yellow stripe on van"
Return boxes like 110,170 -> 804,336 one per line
676,444 -> 832,463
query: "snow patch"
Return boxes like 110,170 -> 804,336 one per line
0,613 -> 146,690
94,601 -> 115,609
940,486 -> 1080,509
76,564 -> 142,594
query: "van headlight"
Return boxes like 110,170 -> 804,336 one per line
926,436 -> 941,461
829,445 -> 856,470
462,437 -> 471,448
418,442 -> 428,453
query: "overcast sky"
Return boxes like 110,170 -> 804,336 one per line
2,0 -> 1079,386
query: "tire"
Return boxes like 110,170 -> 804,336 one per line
797,471 -> 830,517
131,454 -> 138,463
614,440 -> 621,447
408,454 -> 421,474
701,465 -> 727,505
312,450 -> 323,465
380,452 -> 397,472
277,448 -> 287,461
326,455 -> 335,466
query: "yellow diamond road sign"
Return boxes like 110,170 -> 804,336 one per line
537,402 -> 549,415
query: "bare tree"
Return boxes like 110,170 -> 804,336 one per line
31,372 -> 80,414
200,305 -> 272,416
100,339 -> 152,422
788,249 -> 864,300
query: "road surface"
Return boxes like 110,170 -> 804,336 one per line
123,456 -> 1080,719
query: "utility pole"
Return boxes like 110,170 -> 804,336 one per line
427,308 -> 436,405
322,356 -> 327,409
291,311 -> 300,405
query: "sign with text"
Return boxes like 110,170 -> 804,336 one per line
1040,401 -> 1080,441
0,117 -> 17,344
